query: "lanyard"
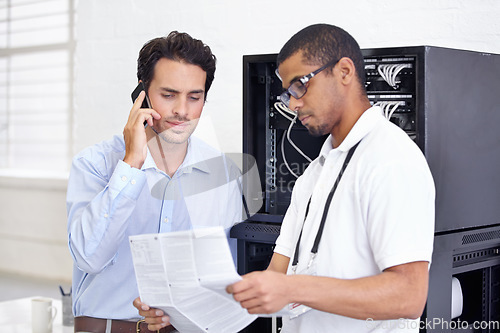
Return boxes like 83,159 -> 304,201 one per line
291,141 -> 360,271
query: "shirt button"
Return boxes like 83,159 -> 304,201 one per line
131,179 -> 136,185
163,218 -> 169,223
104,213 -> 109,218
121,176 -> 127,182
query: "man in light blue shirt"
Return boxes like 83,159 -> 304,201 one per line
67,31 -> 243,333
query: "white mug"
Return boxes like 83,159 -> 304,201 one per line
31,297 -> 57,333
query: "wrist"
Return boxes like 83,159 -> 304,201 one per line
286,274 -> 308,305
123,155 -> 144,169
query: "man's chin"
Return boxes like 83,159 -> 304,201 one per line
306,127 -> 324,137
157,131 -> 192,144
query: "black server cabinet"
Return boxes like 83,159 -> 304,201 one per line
232,46 -> 500,333
362,46 -> 500,234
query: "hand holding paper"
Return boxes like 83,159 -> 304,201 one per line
129,227 -> 256,333
227,270 -> 292,316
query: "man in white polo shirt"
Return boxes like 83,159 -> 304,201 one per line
225,24 -> 435,332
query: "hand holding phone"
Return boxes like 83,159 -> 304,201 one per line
131,81 -> 152,109
123,81 -> 159,169
131,82 -> 152,127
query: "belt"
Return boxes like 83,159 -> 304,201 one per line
74,316 -> 175,333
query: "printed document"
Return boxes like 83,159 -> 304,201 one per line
129,227 -> 257,333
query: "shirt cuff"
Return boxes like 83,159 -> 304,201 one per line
108,160 -> 147,200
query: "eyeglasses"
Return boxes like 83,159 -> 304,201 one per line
276,59 -> 339,108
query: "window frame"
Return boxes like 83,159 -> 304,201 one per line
0,0 -> 75,173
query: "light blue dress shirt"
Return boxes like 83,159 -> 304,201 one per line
67,135 -> 242,320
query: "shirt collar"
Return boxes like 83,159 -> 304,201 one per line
318,105 -> 384,161
141,137 -> 210,174
180,137 -> 210,174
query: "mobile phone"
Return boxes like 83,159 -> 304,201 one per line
131,81 -> 152,126
131,81 -> 151,109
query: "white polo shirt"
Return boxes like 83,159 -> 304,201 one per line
274,106 -> 435,333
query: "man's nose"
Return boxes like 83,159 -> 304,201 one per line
287,95 -> 303,113
172,98 -> 188,118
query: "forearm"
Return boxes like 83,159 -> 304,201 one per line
67,159 -> 146,273
230,257 -> 428,320
267,252 -> 290,273
286,261 -> 429,320
68,190 -> 138,272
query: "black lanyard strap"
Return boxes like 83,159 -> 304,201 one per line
291,141 -> 360,268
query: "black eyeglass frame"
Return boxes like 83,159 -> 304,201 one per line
276,58 -> 339,107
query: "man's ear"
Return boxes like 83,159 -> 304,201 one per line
337,57 -> 356,84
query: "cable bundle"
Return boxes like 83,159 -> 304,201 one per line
377,63 -> 411,89
374,101 -> 405,120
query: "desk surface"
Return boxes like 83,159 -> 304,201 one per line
0,296 -> 73,333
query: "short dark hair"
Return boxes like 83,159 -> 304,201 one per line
277,24 -> 365,90
137,31 -> 216,101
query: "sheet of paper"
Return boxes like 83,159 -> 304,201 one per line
130,227 -> 257,333
192,227 -> 242,300
129,235 -> 173,306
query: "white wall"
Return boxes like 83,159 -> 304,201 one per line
0,173 -> 71,281
1,0 -> 499,282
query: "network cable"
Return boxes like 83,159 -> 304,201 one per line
274,101 -> 313,178
274,100 -> 296,122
